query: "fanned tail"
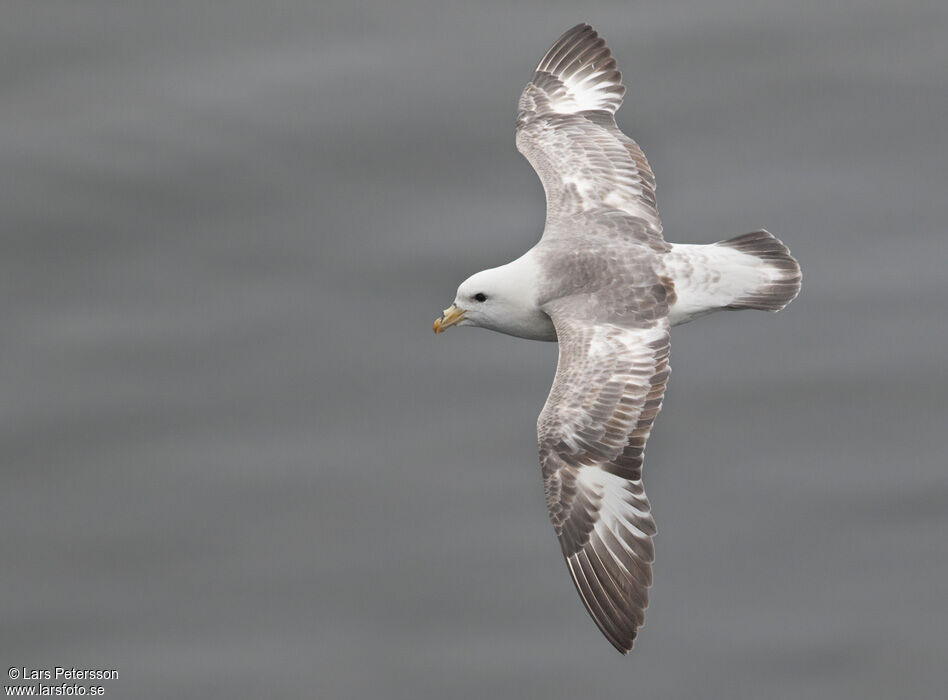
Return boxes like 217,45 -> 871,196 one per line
664,230 -> 802,325
717,230 -> 801,311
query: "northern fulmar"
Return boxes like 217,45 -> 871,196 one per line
433,23 -> 801,653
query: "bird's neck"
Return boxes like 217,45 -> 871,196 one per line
485,252 -> 557,342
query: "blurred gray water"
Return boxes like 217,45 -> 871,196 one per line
2,1 -> 946,698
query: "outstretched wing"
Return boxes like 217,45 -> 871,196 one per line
538,298 -> 670,653
517,24 -> 663,244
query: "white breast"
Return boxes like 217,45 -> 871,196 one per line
477,251 -> 557,341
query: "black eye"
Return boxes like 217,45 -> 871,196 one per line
474,293 -> 487,302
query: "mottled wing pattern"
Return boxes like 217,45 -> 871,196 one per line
517,24 -> 663,242
538,293 -> 671,653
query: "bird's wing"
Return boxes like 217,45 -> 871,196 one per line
517,24 -> 664,246
538,294 -> 670,653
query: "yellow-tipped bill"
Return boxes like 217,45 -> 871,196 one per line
433,304 -> 465,333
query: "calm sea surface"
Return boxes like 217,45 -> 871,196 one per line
2,1 -> 946,697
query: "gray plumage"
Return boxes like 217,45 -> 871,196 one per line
435,23 -> 801,654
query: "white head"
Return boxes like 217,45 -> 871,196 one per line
433,256 -> 555,341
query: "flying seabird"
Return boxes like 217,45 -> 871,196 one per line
433,23 -> 801,653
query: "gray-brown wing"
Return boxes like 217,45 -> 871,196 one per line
517,24 -> 663,244
538,298 -> 670,653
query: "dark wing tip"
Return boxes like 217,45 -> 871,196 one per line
566,548 -> 647,654
531,23 -> 625,114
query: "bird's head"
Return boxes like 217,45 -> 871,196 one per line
433,268 -> 504,334
433,257 -> 552,340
